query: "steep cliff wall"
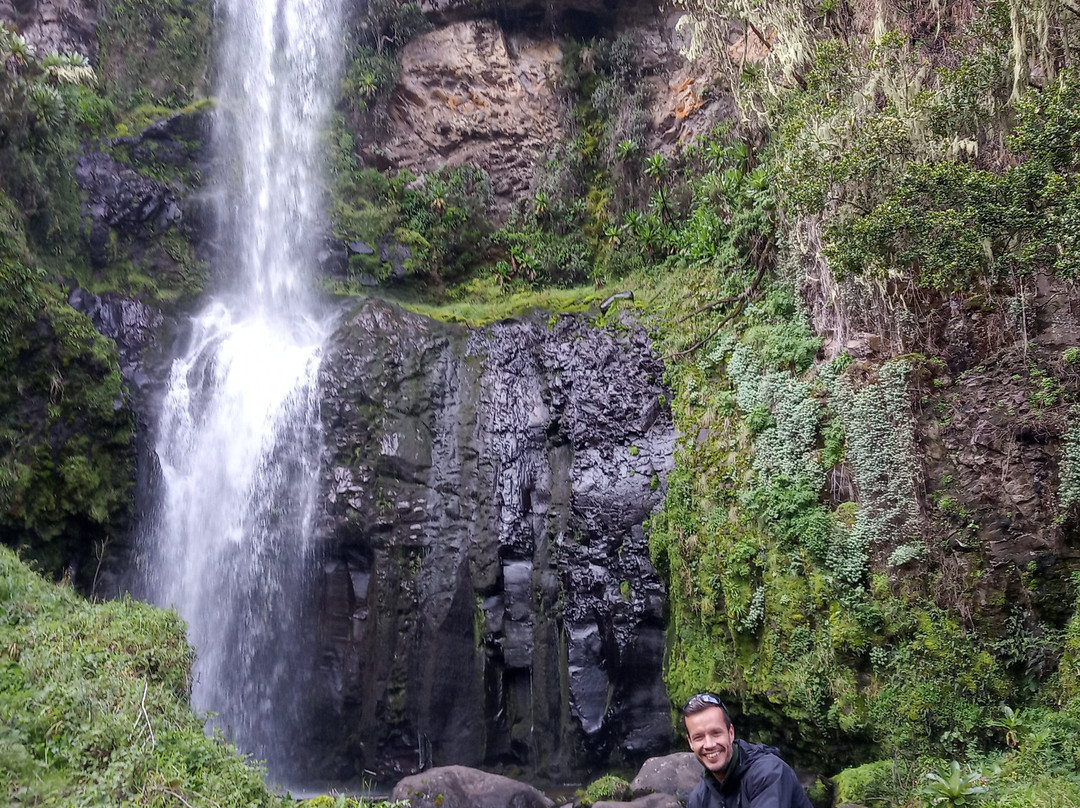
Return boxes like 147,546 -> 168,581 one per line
309,299 -> 675,782
0,0 -> 96,57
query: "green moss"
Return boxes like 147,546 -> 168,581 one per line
0,545 -> 287,805
1059,574 -> 1080,702
581,774 -> 632,805
384,281 -> 606,327
832,759 -> 910,806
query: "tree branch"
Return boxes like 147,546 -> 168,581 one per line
668,237 -> 773,359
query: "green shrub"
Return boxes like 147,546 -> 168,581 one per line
832,758 -> 909,805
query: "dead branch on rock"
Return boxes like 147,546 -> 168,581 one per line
669,236 -> 773,360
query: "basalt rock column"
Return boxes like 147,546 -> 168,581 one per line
312,300 -> 676,782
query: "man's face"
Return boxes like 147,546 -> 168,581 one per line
685,705 -> 736,775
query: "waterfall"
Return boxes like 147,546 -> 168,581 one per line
136,0 -> 343,783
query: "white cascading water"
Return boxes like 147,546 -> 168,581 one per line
137,0 -> 343,783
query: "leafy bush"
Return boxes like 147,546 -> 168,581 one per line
0,190 -> 135,584
920,760 -> 993,807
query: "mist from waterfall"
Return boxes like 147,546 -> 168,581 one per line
136,0 -> 343,783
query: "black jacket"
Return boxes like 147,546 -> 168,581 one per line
686,739 -> 814,808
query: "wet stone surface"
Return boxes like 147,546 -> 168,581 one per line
309,298 -> 676,782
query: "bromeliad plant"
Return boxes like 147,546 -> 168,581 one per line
920,760 -> 994,808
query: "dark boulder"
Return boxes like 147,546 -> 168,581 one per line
68,288 -> 163,389
75,152 -> 181,269
594,796 -> 681,808
66,288 -> 171,601
75,108 -> 211,286
392,765 -> 554,808
120,108 -> 211,175
629,753 -> 701,803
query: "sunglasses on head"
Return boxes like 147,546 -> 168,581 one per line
682,693 -> 728,713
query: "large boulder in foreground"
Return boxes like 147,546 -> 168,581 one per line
392,765 -> 555,808
594,796 -> 681,808
630,752 -> 701,803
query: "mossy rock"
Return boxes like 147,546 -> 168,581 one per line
832,759 -> 909,806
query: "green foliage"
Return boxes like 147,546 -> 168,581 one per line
0,194 -> 42,361
397,280 -> 604,327
327,117 -> 498,288
97,0 -> 212,110
830,702 -> 1080,807
921,760 -> 993,807
1010,72 -> 1080,173
744,6 -> 1080,292
0,27 -> 95,258
359,0 -> 429,56
1060,577 -> 1080,701
869,603 -> 1010,758
341,47 -> 400,112
647,258 -> 1027,768
0,192 -> 134,582
0,546 -> 287,806
823,359 -> 921,586
832,758 -> 910,806
299,797 -> 411,808
824,160 -> 1042,291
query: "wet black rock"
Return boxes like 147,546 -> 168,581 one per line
75,152 -> 182,268
68,288 -> 164,389
593,795 -> 682,808
75,108 -> 211,272
308,298 -> 676,783
67,289 -> 172,601
629,752 -> 701,803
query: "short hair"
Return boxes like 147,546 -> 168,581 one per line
681,693 -> 732,727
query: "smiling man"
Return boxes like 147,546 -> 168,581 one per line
683,694 -> 813,808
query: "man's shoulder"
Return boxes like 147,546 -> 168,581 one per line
735,740 -> 812,808
735,739 -> 785,770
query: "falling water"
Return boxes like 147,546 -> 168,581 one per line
137,0 -> 343,783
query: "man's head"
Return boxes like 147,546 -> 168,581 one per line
682,693 -> 736,777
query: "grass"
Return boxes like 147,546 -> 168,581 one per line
0,545 -> 287,807
326,275 -> 621,327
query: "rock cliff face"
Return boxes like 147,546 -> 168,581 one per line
308,299 -> 676,781
805,249 -> 1080,629
371,21 -> 564,203
355,1 -> 729,211
0,0 -> 97,57
74,108 -> 212,303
